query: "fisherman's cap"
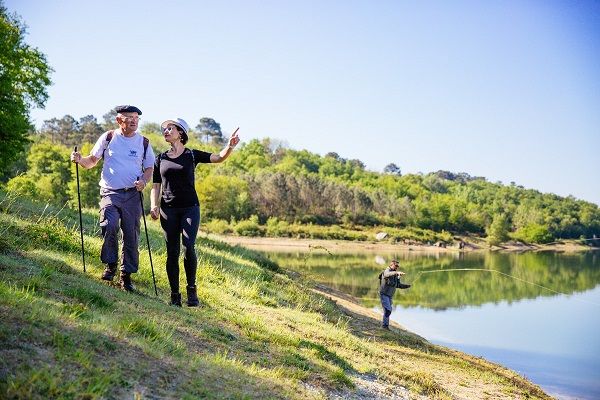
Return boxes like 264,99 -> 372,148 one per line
115,105 -> 142,115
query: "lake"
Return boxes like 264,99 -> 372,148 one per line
262,248 -> 600,400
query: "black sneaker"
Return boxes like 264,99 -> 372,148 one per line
119,271 -> 135,292
101,263 -> 118,281
397,282 -> 411,289
170,293 -> 182,307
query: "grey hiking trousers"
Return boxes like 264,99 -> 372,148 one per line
99,188 -> 141,273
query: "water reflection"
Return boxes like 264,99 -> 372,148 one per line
266,250 -> 600,309
264,249 -> 600,399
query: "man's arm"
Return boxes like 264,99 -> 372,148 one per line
134,167 -> 153,192
383,269 -> 405,278
70,151 -> 100,169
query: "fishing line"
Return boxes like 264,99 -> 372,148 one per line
301,244 -> 600,307
408,268 -> 600,307
303,244 -> 334,268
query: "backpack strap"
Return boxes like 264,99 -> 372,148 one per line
142,136 -> 149,164
188,148 -> 195,165
101,130 -> 115,159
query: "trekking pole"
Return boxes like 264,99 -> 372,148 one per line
138,177 -> 158,296
74,146 -> 86,273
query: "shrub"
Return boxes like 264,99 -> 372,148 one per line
234,215 -> 264,236
6,175 -> 40,199
511,223 -> 553,244
203,219 -> 232,234
265,217 -> 290,237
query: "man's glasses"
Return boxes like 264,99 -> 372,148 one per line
119,115 -> 140,121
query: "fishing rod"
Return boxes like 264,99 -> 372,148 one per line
303,243 -> 600,307
407,268 -> 600,307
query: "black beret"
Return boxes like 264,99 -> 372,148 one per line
114,105 -> 142,115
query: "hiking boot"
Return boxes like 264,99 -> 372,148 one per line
397,282 -> 411,290
119,271 -> 135,292
170,293 -> 182,307
382,325 -> 390,330
101,263 -> 118,281
186,285 -> 199,307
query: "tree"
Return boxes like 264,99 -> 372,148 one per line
486,214 -> 510,246
26,141 -> 71,204
195,117 -> 225,145
101,109 -> 117,131
383,163 -> 401,176
39,114 -> 80,146
0,4 -> 52,179
78,115 -> 103,144
196,174 -> 251,221
39,117 -> 60,143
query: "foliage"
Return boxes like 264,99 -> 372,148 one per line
204,218 -> 453,243
0,4 -> 52,179
511,223 -> 553,244
5,174 -> 39,198
234,215 -> 264,236
26,140 -> 72,204
38,112 -> 113,147
383,163 -> 401,176
195,117 -> 225,145
196,174 -> 251,221
6,106 -> 600,245
203,218 -> 233,234
486,214 -> 510,246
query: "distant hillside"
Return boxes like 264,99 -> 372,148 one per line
9,119 -> 600,246
0,191 -> 551,399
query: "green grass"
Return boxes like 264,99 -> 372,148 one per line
0,190 -> 552,399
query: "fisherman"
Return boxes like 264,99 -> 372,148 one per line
379,259 -> 410,330
70,105 -> 155,291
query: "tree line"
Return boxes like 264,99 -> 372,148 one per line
4,113 -> 600,245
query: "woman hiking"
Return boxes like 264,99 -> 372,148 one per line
150,117 -> 239,306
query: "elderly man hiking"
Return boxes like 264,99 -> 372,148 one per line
70,105 -> 155,291
379,259 -> 411,329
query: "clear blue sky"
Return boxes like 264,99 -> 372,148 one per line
6,0 -> 600,205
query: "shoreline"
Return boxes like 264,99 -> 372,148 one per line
205,232 -> 598,253
297,268 -> 551,399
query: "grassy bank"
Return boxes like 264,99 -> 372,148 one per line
0,191 -> 551,399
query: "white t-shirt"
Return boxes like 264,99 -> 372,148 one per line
91,129 -> 156,190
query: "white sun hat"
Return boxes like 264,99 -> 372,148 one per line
161,117 -> 189,134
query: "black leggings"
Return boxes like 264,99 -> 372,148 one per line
159,206 -> 200,293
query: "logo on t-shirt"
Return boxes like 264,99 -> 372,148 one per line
129,150 -> 138,157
